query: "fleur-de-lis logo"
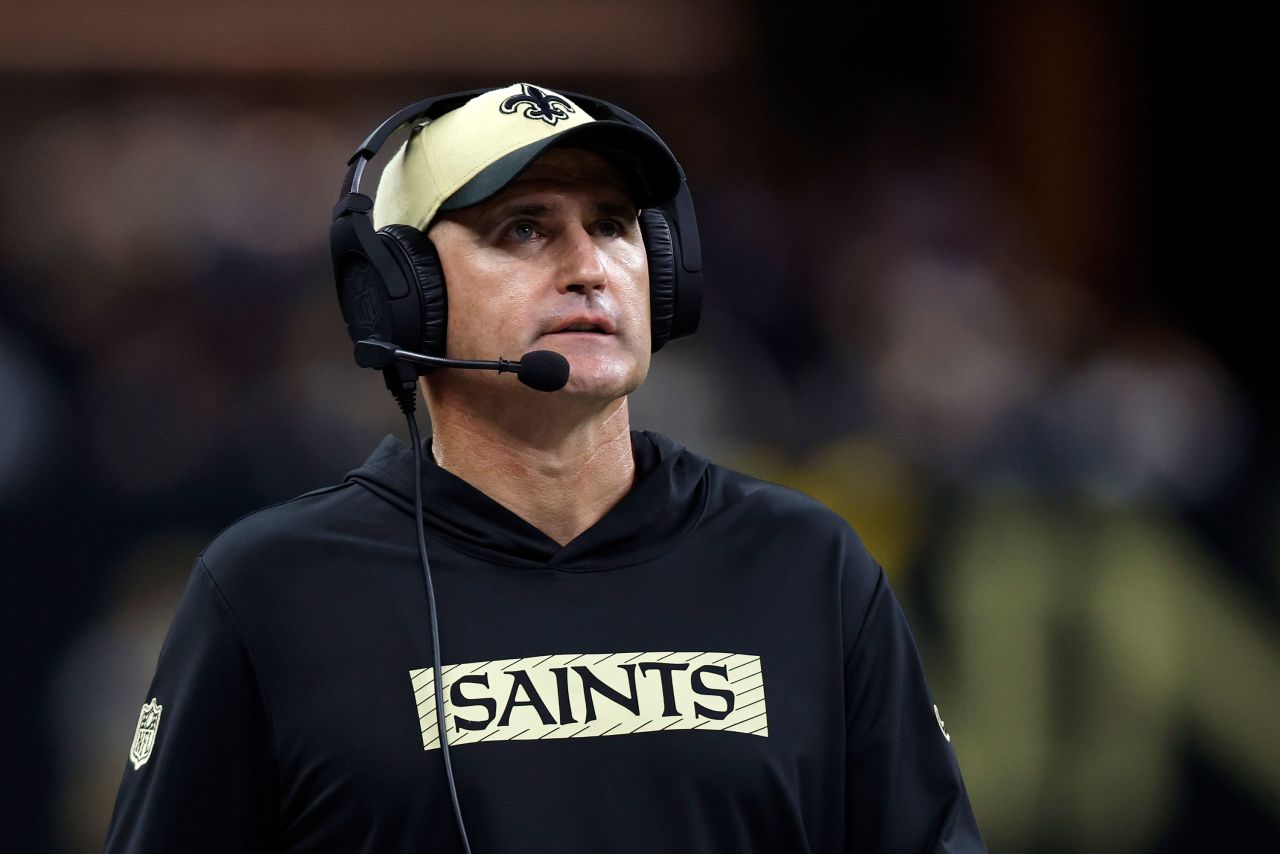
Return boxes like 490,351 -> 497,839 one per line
499,84 -> 576,126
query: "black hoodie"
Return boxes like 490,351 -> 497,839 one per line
105,430 -> 984,853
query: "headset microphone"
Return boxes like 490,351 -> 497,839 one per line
509,350 -> 571,392
353,339 -> 570,392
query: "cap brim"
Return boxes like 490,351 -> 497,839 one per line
438,120 -> 681,214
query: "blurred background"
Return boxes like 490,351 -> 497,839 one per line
2,1 -> 1274,851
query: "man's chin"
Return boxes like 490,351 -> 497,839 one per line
427,349 -> 646,405
554,356 -> 647,402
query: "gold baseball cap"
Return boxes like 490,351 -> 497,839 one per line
373,82 -> 681,231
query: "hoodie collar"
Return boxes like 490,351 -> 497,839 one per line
343,430 -> 709,571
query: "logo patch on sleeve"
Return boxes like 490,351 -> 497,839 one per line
410,651 -> 768,751
934,703 -> 951,742
129,698 -> 163,769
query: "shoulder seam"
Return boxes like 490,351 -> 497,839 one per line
196,482 -> 354,560
845,559 -> 889,668
195,555 -> 282,834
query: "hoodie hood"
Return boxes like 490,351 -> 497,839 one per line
343,430 -> 710,571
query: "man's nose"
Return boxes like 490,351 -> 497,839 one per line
556,224 -> 607,294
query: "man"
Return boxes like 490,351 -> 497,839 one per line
105,83 -> 984,852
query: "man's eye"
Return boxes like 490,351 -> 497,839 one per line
508,221 -> 538,242
596,220 -> 623,238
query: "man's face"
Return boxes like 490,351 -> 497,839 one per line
427,148 -> 651,403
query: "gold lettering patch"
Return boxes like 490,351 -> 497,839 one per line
410,651 -> 767,751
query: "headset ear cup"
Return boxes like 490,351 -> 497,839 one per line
640,209 -> 677,352
335,251 -> 396,346
377,224 -> 448,359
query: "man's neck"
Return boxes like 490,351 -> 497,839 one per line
423,386 -> 637,547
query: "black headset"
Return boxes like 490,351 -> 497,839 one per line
330,86 -> 703,398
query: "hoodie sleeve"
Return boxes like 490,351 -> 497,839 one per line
843,559 -> 985,853
104,557 -> 276,854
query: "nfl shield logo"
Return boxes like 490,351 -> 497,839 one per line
130,698 -> 163,770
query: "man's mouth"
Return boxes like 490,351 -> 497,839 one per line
545,315 -> 617,335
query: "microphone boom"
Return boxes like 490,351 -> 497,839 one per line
353,339 -> 569,392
